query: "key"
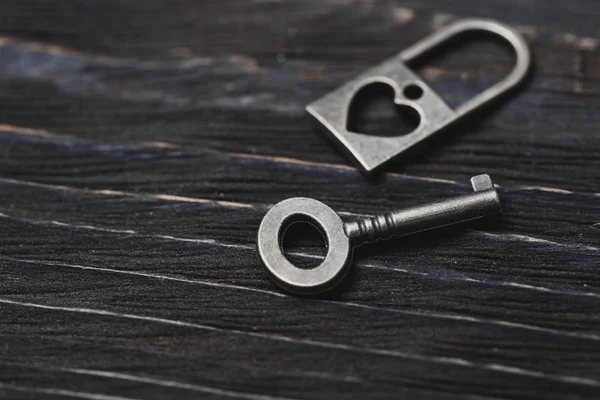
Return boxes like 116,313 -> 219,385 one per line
257,174 -> 501,295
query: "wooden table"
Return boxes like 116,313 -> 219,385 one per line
0,1 -> 598,398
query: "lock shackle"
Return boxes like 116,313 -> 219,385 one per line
399,18 -> 532,117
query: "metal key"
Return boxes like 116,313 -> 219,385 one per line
257,174 -> 501,295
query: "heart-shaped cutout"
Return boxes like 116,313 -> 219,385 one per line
346,82 -> 421,137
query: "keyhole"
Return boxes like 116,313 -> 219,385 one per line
280,216 -> 328,269
347,82 -> 421,137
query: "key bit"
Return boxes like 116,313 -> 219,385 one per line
257,174 -> 501,295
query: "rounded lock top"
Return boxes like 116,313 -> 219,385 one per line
399,18 -> 532,117
257,197 -> 352,295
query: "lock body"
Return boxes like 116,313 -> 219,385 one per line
307,61 -> 457,172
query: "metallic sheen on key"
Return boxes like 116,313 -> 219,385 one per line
257,174 -> 501,295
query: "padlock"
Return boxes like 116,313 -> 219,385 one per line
306,19 -> 532,174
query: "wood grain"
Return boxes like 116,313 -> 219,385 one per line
0,1 -> 598,399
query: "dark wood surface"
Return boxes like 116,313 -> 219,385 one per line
0,1 -> 599,399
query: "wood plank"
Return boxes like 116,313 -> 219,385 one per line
0,0 -> 599,398
1,218 -> 599,373
1,258 -> 599,399
0,131 -> 596,248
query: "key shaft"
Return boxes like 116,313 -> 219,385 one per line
344,175 -> 501,245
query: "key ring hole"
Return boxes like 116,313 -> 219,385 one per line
279,214 -> 329,270
403,83 -> 424,100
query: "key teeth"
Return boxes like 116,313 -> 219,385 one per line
471,174 -> 494,192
